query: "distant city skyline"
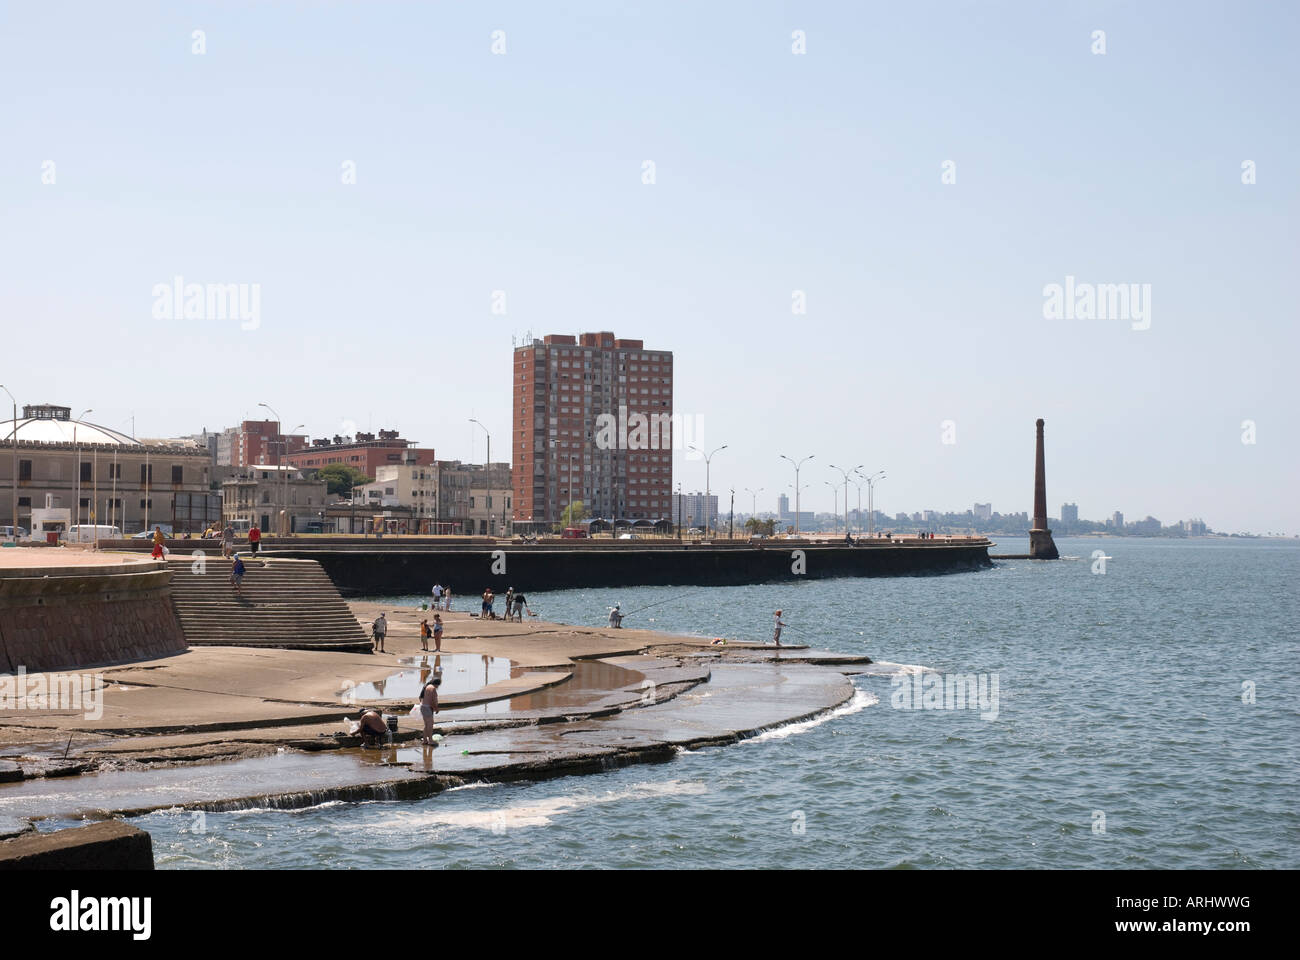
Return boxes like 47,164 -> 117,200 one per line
2,3 -> 1295,534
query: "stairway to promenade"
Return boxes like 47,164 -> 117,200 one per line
165,556 -> 371,652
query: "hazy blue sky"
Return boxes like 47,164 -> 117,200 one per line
2,1 -> 1296,533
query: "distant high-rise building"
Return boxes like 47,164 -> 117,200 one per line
974,502 -> 993,521
215,426 -> 238,466
512,332 -> 674,527
235,419 -> 308,469
1061,502 -> 1079,525
777,493 -> 790,517
671,491 -> 718,529
1110,510 -> 1124,529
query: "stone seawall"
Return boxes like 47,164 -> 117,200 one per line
0,561 -> 186,673
0,820 -> 154,870
273,541 -> 992,594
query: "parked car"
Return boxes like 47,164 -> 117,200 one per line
618,533 -> 639,540
130,523 -> 174,538
0,525 -> 30,543
561,527 -> 589,539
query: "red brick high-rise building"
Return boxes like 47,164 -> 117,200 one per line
512,332 -> 673,528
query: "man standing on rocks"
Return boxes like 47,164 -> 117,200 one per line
417,674 -> 440,745
372,612 -> 387,653
773,610 -> 787,647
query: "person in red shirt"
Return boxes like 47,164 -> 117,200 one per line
249,524 -> 261,555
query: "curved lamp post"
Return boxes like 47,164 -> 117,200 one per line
779,454 -> 814,534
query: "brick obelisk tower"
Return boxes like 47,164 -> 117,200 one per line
1029,418 -> 1059,559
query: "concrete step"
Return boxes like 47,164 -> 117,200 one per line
165,557 -> 368,649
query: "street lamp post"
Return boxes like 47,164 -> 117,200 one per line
257,402 -> 281,535
284,423 -> 303,535
858,470 -> 885,537
469,419 -> 491,537
779,454 -> 814,534
0,386 -> 16,541
744,486 -> 763,534
849,475 -> 869,535
688,444 -> 727,537
828,463 -> 863,538
824,481 -> 839,533
73,408 -> 92,539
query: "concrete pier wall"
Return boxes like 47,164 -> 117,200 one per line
272,541 -> 993,594
0,562 -> 185,673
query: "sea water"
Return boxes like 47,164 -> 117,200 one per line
113,538 -> 1300,868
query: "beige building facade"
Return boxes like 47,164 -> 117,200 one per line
1,404 -> 215,535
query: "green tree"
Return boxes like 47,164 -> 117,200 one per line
317,463 -> 372,497
559,500 -> 588,528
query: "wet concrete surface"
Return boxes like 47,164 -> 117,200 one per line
0,603 -> 874,817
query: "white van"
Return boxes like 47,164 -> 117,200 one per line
66,524 -> 123,542
1,525 -> 30,543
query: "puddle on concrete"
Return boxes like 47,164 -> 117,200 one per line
440,659 -> 646,718
343,654 -> 516,701
0,750 -> 416,821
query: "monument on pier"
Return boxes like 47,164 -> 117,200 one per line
1029,418 -> 1059,560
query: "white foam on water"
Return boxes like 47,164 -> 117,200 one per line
377,779 -> 708,832
744,687 -> 879,743
858,660 -> 932,677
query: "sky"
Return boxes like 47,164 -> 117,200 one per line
2,1 -> 1296,534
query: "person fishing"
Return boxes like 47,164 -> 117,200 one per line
773,609 -> 787,647
608,603 -> 624,629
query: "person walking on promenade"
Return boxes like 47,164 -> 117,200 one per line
249,523 -> 261,555
151,525 -> 165,559
417,674 -> 440,745
773,610 -> 787,647
608,603 -> 623,629
420,618 -> 431,651
443,587 -> 453,612
432,613 -> 443,652
372,612 -> 387,653
512,592 -> 529,621
432,583 -> 443,609
222,522 -> 235,558
230,554 -> 246,596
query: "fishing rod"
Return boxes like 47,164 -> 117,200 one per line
618,590 -> 703,619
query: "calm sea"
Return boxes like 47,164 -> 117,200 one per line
130,537 -> 1300,868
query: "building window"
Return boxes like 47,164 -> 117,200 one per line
18,496 -> 30,507
140,464 -> 153,485
18,460 -> 31,481
80,462 -> 92,482
171,465 -> 184,484
139,499 -> 152,508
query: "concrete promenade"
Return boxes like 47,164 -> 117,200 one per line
0,597 -> 875,823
